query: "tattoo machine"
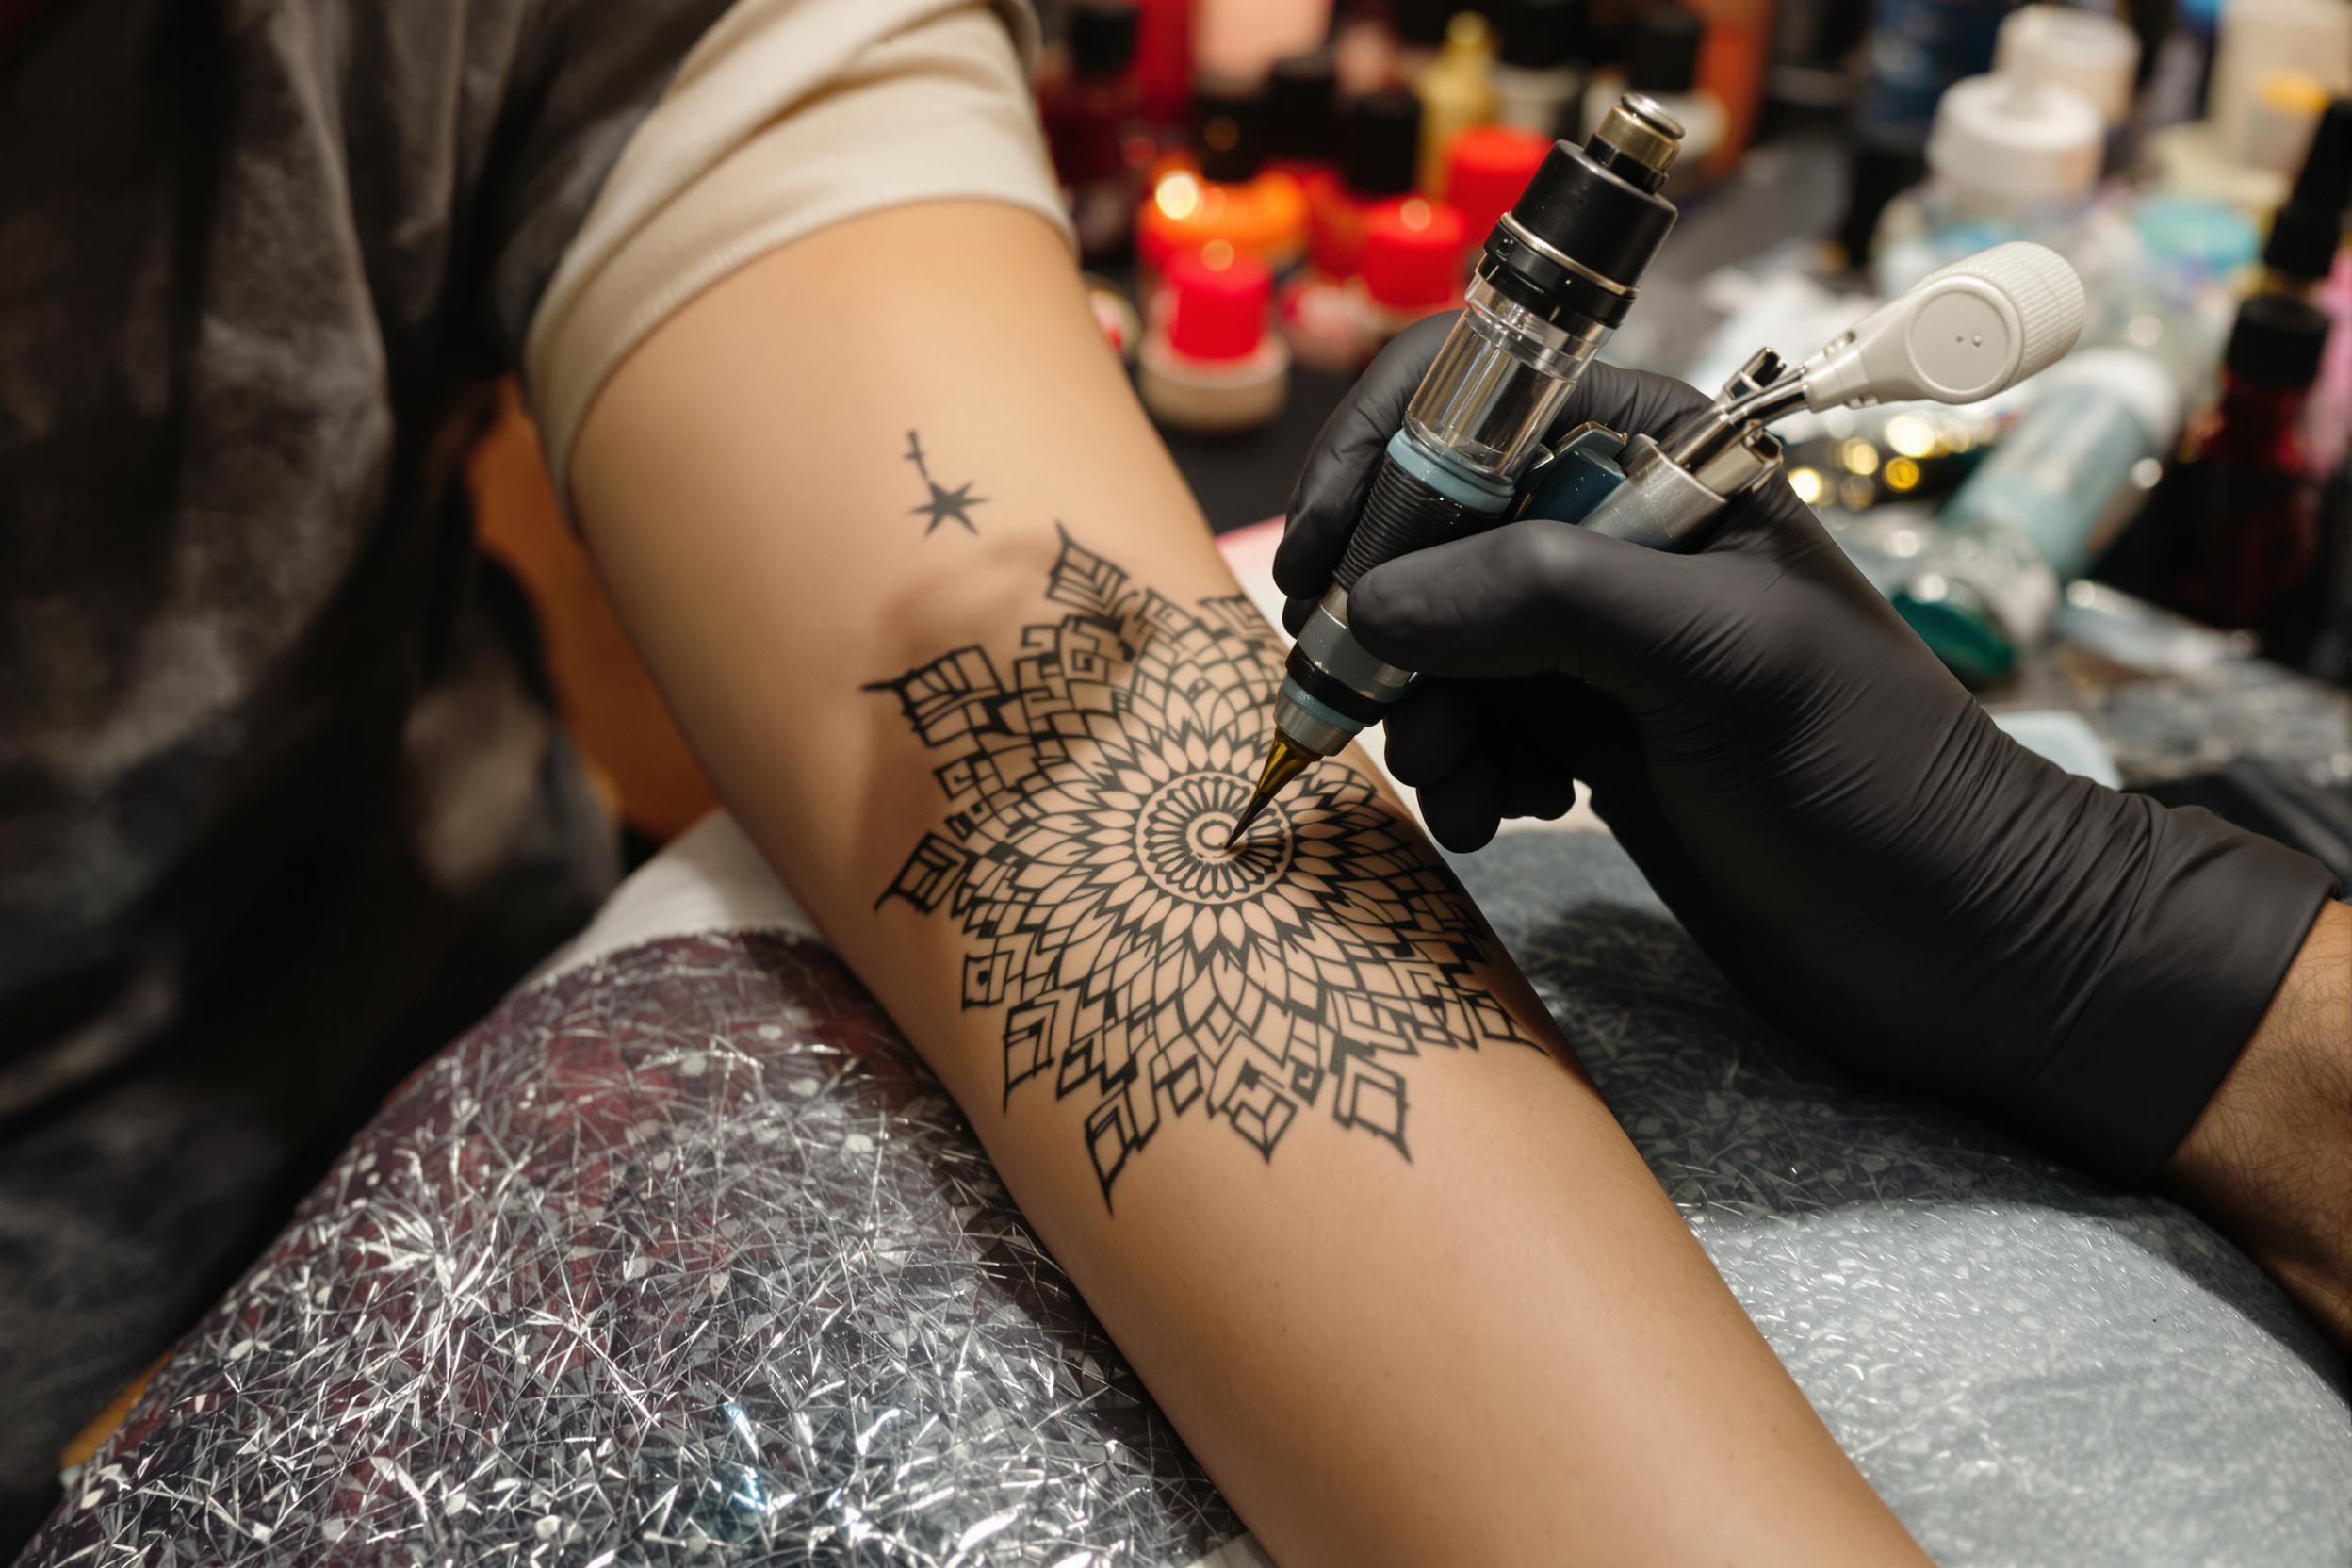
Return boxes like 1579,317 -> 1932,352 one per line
1231,236 -> 2087,845
1230,94 -> 1689,843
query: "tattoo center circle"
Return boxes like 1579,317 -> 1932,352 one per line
871,529 -> 1531,1204
1137,773 -> 1292,904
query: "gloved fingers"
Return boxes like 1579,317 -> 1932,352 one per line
1546,360 -> 1716,447
1275,312 -> 1462,600
1499,764 -> 1577,821
1708,468 -> 1838,562
1282,595 -> 1314,636
1414,744 -> 1504,852
1381,681 -> 1482,786
1348,517 -> 1695,691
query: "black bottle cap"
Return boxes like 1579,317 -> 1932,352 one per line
1341,88 -> 1423,197
1193,83 -> 1266,182
2262,98 -> 2352,284
1068,1 -> 1139,76
1836,139 -> 1925,269
1267,51 -> 1338,164
1627,5 -> 1701,94
1498,0 -> 1582,71
1395,0 -> 1455,49
2226,294 -> 2330,387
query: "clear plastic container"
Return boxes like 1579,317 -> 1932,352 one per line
1400,274 -> 1609,482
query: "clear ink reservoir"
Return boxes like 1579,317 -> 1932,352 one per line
1400,270 -> 1610,486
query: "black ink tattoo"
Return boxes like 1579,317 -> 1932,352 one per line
905,430 -> 988,536
869,529 -> 1529,1207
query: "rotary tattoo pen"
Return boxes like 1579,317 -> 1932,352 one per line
1229,96 -> 1685,845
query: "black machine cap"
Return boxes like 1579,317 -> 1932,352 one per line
2262,98 -> 2352,284
1478,128 -> 1677,328
1341,88 -> 1423,197
1193,84 -> 1266,182
1627,5 -> 1702,94
1067,1 -> 1139,76
1498,0 -> 1583,71
1267,51 -> 1338,164
2226,294 -> 2330,387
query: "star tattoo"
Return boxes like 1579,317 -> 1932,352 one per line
905,429 -> 988,536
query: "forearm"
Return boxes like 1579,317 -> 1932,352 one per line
2167,900 -> 2352,1347
571,201 -> 1923,1563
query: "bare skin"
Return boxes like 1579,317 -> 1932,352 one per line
569,199 -> 1931,1565
2168,901 -> 2352,1348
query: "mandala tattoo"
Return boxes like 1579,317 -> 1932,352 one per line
869,528 -> 1530,1207
905,430 -> 988,536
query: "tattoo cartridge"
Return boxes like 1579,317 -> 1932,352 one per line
1230,237 -> 2088,845
1231,95 -> 1687,845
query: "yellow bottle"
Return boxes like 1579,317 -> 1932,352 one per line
1416,12 -> 1497,195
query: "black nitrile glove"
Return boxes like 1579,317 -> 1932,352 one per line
1277,315 -> 2337,1182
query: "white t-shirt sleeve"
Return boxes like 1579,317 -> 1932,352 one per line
523,0 -> 1072,506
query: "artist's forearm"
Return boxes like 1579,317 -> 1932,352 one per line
572,202 -> 1923,1564
2167,900 -> 2352,1347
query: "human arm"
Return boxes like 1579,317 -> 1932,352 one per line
1286,317 -> 2348,1346
2168,901 -> 2352,1346
566,199 -> 1929,1564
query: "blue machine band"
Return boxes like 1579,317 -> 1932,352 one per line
1382,430 -> 1520,515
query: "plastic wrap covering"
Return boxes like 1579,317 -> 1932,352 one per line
23,933 -> 1240,1566
24,835 -> 2352,1566
2081,654 -> 2352,788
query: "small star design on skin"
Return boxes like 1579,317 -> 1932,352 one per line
913,479 -> 987,535
905,430 -> 988,536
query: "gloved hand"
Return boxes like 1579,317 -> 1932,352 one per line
1277,315 -> 2336,1182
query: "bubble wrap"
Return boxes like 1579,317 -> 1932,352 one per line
21,934 -> 1240,1567
22,836 -> 2352,1566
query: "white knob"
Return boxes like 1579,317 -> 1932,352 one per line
1801,241 -> 2087,411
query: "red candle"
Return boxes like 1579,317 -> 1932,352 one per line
1362,197 -> 1468,314
1446,124 -> 1554,250
1164,241 -> 1272,361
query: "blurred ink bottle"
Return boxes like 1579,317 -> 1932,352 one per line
1686,0 -> 1772,176
1416,11 -> 1500,194
1137,85 -> 1310,275
1284,88 -> 1422,370
1393,0 -> 1451,83
1265,49 -> 1340,185
1308,88 -> 1421,281
1834,0 -> 2008,270
1357,193 -> 1469,339
1041,0 -> 1150,263
1892,349 -> 2184,681
2260,97 -> 2352,299
1139,241 -> 1291,433
1873,46 -> 2103,295
2150,294 -> 2333,638
1992,5 -> 2142,174
1490,0 -> 1584,137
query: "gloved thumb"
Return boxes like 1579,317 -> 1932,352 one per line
1347,518 -> 1692,690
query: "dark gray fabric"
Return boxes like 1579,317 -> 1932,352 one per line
0,0 -> 729,1110
0,0 -> 730,1532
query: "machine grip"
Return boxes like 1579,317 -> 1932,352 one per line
1332,454 -> 1478,589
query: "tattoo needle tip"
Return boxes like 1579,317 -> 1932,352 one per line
1226,734 -> 1315,849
